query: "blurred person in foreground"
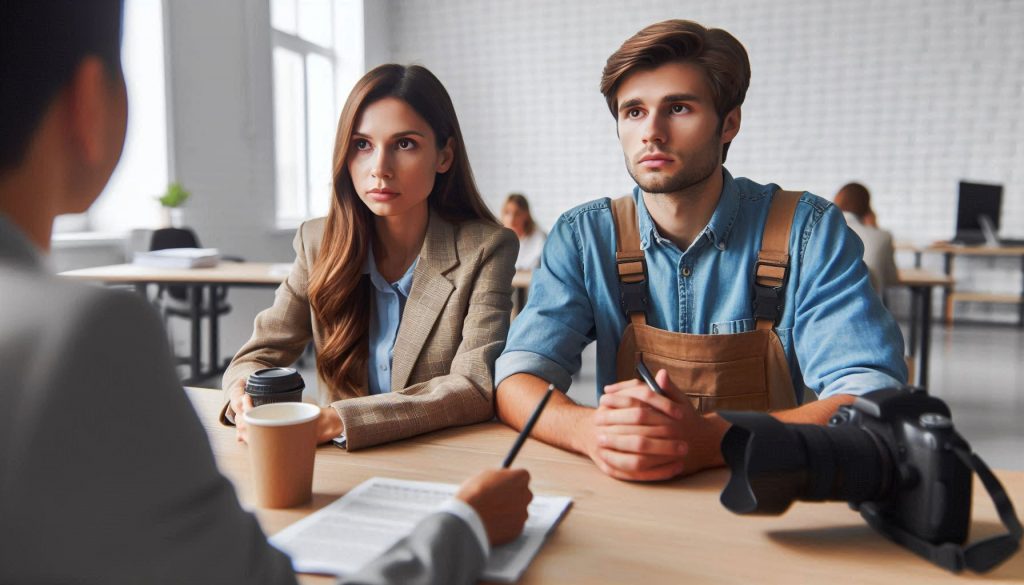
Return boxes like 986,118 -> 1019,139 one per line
0,2 -> 531,583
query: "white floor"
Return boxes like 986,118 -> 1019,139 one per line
924,323 -> 1024,471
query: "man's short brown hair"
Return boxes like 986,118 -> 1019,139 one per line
600,20 -> 750,161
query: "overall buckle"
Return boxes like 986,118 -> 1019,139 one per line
752,259 -> 788,325
617,257 -> 649,317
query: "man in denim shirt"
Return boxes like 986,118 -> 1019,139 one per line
494,20 -> 906,482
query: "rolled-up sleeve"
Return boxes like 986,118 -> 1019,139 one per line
794,205 -> 907,398
496,214 -> 596,392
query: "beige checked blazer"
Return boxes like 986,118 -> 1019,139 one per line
222,210 -> 518,450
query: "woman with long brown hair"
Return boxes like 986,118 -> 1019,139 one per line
220,64 -> 518,449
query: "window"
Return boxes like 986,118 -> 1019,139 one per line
55,0 -> 170,235
272,0 -> 364,228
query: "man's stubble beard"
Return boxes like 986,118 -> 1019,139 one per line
625,133 -> 722,197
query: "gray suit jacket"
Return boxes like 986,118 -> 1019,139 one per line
223,212 -> 518,450
0,216 -> 484,584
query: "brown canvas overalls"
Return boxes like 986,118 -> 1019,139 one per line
611,191 -> 803,413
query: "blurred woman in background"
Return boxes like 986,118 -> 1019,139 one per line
835,182 -> 899,293
501,193 -> 546,270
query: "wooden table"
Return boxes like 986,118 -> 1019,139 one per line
931,244 -> 1024,327
512,269 -> 532,316
897,243 -> 1024,327
897,268 -> 955,388
186,387 -> 1024,584
61,262 -> 289,383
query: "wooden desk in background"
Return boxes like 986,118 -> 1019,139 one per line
932,244 -> 1024,327
897,268 -> 955,388
60,262 -> 288,383
896,243 -> 1024,327
511,269 -> 532,316
186,387 -> 1024,584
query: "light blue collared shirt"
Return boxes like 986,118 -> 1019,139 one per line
495,169 -> 907,403
365,248 -> 417,395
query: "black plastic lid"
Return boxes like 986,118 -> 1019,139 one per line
245,367 -> 305,394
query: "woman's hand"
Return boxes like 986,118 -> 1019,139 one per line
229,380 -> 255,443
232,380 -> 343,445
315,406 -> 344,445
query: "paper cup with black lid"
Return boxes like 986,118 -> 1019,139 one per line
245,367 -> 305,408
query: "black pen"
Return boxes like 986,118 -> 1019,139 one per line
635,360 -> 666,396
502,383 -> 555,468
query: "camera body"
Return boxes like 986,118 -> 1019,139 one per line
831,387 -> 972,545
719,387 -> 973,545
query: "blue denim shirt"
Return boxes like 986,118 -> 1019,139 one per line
495,170 -> 907,403
365,248 -> 417,395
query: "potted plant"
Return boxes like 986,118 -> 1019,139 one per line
158,182 -> 191,228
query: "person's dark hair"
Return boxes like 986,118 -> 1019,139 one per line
503,193 -> 536,236
834,182 -> 874,219
0,0 -> 124,173
600,19 -> 750,162
309,64 -> 496,396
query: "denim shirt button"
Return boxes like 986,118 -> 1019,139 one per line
681,266 -> 692,277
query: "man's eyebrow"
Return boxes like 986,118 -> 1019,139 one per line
618,94 -> 702,113
662,93 -> 701,104
618,98 -> 643,113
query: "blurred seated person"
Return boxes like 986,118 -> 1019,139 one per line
835,182 -> 898,293
502,193 -> 546,270
0,3 -> 531,582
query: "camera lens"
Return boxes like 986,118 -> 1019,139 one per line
719,411 -> 893,515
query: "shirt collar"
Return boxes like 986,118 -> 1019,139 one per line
633,167 -> 740,252
0,213 -> 46,271
703,168 -> 741,251
363,244 -> 417,295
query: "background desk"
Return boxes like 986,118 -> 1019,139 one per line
897,268 -> 955,388
932,244 -> 1024,327
899,244 -> 1024,327
186,387 -> 1024,584
60,262 -> 287,383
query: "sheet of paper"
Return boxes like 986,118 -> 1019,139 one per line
269,477 -> 572,583
269,262 -> 294,276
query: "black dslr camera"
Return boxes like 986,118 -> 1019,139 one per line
718,387 -> 1021,573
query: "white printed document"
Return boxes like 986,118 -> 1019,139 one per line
269,477 -> 572,583
133,247 -> 220,268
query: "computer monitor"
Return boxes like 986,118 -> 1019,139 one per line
955,181 -> 1002,244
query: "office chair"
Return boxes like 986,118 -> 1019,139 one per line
149,227 -> 237,374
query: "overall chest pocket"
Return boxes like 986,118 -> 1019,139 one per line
711,318 -> 754,335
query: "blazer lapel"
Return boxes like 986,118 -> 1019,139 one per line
391,211 -> 459,390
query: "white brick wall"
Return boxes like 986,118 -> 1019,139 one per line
385,0 -> 1024,321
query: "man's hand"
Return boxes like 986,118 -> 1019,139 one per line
589,369 -> 725,481
456,468 -> 533,546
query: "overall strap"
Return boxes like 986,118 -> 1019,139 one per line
610,196 -> 648,326
754,190 -> 802,330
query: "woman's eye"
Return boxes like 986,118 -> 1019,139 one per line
627,108 -> 643,119
354,139 -> 370,150
671,104 -> 689,114
397,138 -> 416,150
